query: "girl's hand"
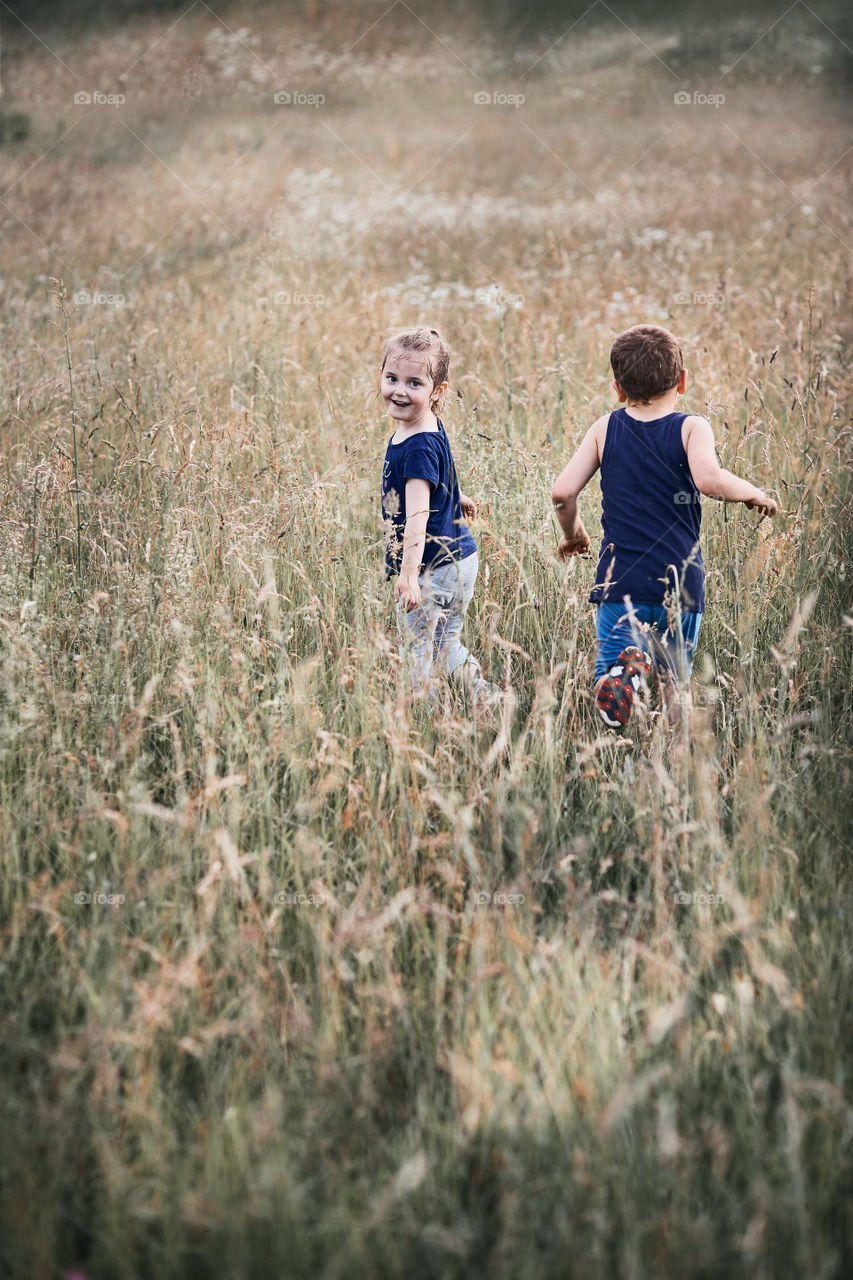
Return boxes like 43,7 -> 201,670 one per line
459,492 -> 476,521
395,573 -> 421,611
745,490 -> 778,517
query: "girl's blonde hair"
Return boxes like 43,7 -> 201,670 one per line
381,327 -> 451,411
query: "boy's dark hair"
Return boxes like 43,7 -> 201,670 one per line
610,325 -> 684,404
382,327 -> 451,409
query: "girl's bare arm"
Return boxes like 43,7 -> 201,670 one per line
395,477 -> 431,610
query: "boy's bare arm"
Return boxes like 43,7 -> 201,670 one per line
551,418 -> 604,559
685,417 -> 778,515
395,477 -> 431,611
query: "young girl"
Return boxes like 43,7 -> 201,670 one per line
380,326 -> 496,702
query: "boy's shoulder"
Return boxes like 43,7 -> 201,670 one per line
588,411 -> 611,452
680,412 -> 713,445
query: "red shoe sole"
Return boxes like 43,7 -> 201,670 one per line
595,647 -> 651,727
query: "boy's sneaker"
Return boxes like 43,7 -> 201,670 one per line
595,646 -> 651,728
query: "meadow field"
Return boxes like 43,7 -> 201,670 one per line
1,0 -> 852,1275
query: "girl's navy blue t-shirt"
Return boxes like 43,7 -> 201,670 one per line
590,408 -> 706,611
382,421 -> 477,578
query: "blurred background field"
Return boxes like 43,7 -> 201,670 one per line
1,1 -> 852,1276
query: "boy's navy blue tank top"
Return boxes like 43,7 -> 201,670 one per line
590,408 -> 705,611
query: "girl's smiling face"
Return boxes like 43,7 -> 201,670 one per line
381,351 -> 446,428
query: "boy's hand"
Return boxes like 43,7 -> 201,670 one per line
557,528 -> 591,560
745,490 -> 778,517
394,572 -> 421,611
459,492 -> 476,521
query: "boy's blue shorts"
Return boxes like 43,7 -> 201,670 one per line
595,603 -> 702,683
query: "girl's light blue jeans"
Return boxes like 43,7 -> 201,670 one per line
396,551 -> 480,695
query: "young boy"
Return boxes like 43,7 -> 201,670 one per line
552,324 -> 778,728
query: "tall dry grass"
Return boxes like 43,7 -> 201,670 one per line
0,3 -> 852,1276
